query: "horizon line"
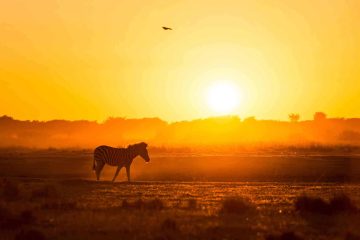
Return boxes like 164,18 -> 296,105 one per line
1,114 -> 360,124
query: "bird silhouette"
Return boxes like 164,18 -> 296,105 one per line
162,26 -> 173,30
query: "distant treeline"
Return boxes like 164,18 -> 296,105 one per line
1,115 -> 360,149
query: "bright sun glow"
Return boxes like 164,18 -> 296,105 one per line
206,81 -> 240,115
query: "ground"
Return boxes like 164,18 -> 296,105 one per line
0,149 -> 360,239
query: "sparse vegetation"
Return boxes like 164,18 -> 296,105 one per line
2,180 -> 19,201
295,194 -> 357,215
0,152 -> 359,239
0,208 -> 36,230
161,218 -> 178,232
121,198 -> 164,210
19,210 -> 36,225
15,229 -> 46,240
289,113 -> 300,123
220,197 -> 255,215
346,232 -> 360,240
41,200 -> 77,210
187,199 -> 197,209
31,185 -> 58,199
265,231 -> 303,240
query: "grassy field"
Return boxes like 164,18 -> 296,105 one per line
0,149 -> 360,239
0,148 -> 359,182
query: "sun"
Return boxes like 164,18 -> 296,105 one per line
206,81 -> 240,115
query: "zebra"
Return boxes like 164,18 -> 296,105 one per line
93,142 -> 150,182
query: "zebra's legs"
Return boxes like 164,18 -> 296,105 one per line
126,165 -> 131,182
95,161 -> 105,181
112,166 -> 122,182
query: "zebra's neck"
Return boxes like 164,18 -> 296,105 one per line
127,148 -> 139,160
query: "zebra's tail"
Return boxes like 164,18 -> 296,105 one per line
92,157 -> 96,171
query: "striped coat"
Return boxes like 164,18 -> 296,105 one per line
93,142 -> 150,182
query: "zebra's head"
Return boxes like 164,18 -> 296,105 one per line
130,142 -> 150,162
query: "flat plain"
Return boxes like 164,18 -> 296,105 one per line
0,149 -> 360,240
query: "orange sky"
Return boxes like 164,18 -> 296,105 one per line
1,0 -> 360,122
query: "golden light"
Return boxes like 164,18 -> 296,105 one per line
206,81 -> 240,115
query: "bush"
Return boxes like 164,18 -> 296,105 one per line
19,210 -> 36,224
122,199 -> 130,208
329,194 -> 357,213
295,194 -> 357,215
31,185 -> 58,199
0,205 -> 11,221
187,199 -> 197,209
220,197 -> 255,215
2,180 -> 19,201
161,218 -> 177,232
15,229 -> 46,240
122,199 -> 164,210
146,198 -> 164,210
295,196 -> 331,214
0,208 -> 36,230
346,232 -> 360,240
41,200 -> 77,210
0,216 -> 23,230
265,231 -> 303,240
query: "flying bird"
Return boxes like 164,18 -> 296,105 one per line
162,26 -> 173,30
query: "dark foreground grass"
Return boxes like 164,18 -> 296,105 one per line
265,231 -> 303,240
0,179 -> 360,240
15,229 -> 46,240
295,194 -> 357,215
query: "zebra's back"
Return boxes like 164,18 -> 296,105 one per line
94,145 -> 128,166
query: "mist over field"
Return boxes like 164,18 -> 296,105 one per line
1,115 -> 360,149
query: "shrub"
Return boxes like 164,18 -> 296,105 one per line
0,208 -> 36,230
15,229 -> 46,240
41,200 -> 77,210
121,199 -> 164,210
265,231 -> 303,240
0,205 -> 11,221
133,199 -> 144,209
19,210 -> 36,224
220,197 -> 255,215
295,196 -> 331,214
146,198 -> 164,210
122,199 -> 130,208
0,205 -> 17,230
0,216 -> 23,230
2,180 -> 19,201
187,199 -> 197,209
31,185 -> 58,199
295,194 -> 358,215
329,194 -> 357,213
161,218 -> 177,232
345,232 -> 360,240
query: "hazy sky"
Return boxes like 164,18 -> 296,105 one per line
1,0 -> 360,121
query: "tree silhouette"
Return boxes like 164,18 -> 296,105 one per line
288,113 -> 300,123
314,112 -> 327,121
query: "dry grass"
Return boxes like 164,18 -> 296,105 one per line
0,178 -> 359,239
